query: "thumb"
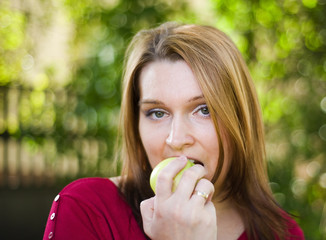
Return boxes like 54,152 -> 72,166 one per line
140,197 -> 155,237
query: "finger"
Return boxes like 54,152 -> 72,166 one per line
174,164 -> 207,199
203,201 -> 217,224
191,178 -> 215,204
155,156 -> 188,200
140,197 -> 155,237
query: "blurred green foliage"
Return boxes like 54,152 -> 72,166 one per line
0,0 -> 326,238
0,1 -> 26,85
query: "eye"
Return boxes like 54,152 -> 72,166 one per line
153,111 -> 165,118
199,106 -> 210,115
194,104 -> 210,117
145,109 -> 167,120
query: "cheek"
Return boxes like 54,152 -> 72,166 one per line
139,119 -> 166,168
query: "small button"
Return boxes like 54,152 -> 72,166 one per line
48,232 -> 53,239
50,213 -> 55,220
54,194 -> 60,202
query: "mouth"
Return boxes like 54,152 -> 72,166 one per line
189,158 -> 204,166
165,156 -> 204,167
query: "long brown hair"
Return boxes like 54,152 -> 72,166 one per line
117,22 -> 289,239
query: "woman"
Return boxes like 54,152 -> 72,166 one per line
43,22 -> 304,240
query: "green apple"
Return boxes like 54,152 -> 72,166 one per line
150,157 -> 195,193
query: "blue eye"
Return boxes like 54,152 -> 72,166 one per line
200,106 -> 210,115
146,109 -> 167,119
153,111 -> 165,118
194,104 -> 210,117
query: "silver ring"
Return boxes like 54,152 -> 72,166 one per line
194,190 -> 209,200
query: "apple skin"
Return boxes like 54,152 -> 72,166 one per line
150,157 -> 195,193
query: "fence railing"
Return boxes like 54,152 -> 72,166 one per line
0,85 -> 117,189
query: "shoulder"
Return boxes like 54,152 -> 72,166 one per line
61,177 -> 117,194
285,214 -> 305,239
59,177 -> 126,209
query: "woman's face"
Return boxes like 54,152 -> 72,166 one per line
138,60 -> 220,181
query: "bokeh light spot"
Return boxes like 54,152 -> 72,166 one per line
21,54 -> 34,71
321,97 -> 326,113
306,161 -> 321,178
319,124 -> 326,141
291,178 -> 307,197
319,173 -> 326,188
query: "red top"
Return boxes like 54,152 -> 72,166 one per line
43,177 -> 304,240
43,177 -> 147,240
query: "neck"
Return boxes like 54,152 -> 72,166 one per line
212,196 -> 233,211
212,196 -> 245,240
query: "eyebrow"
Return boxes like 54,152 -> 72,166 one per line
138,95 -> 205,106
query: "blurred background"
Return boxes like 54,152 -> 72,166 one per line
0,0 -> 325,239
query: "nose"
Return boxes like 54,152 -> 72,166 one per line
165,116 -> 195,151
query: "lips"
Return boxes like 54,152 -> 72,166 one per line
165,156 -> 204,166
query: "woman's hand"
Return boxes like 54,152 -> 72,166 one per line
140,157 -> 217,240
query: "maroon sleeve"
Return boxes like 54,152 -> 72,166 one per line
43,178 -> 147,240
43,194 -> 113,240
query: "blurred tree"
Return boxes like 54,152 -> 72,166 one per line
210,0 -> 326,238
0,0 -> 325,238
0,0 -> 26,86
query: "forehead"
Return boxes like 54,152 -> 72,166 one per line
138,60 -> 202,100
